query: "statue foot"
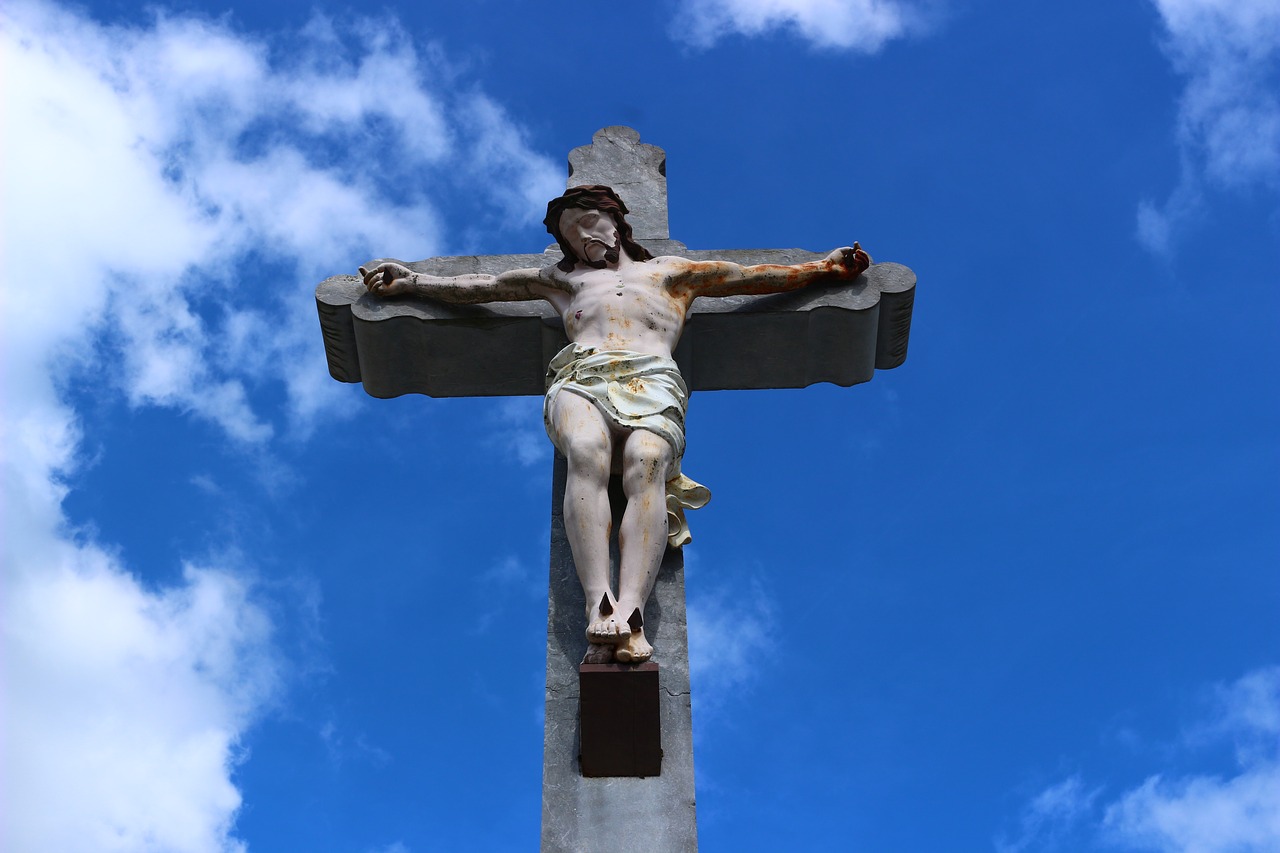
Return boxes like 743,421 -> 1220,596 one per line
614,630 -> 652,663
582,643 -> 615,664
613,608 -> 652,663
585,593 -> 631,645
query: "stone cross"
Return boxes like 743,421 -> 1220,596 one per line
316,127 -> 916,852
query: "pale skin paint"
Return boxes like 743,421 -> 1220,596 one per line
361,207 -> 869,663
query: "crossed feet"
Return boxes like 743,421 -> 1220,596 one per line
583,593 -> 653,664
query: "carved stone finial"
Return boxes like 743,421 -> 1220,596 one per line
566,126 -> 669,241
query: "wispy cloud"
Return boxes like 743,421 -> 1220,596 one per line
670,0 -> 931,52
0,1 -> 559,850
996,776 -> 1102,853
998,666 -> 1280,853
472,554 -> 545,636
487,397 -> 552,468
1139,0 -> 1280,253
1103,667 -> 1280,852
319,720 -> 393,770
687,568 -> 776,714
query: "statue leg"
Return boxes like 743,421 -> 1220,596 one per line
548,391 -> 628,648
614,430 -> 674,664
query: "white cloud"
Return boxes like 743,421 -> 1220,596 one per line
999,667 -> 1280,853
473,555 -> 544,635
1103,667 -> 1280,853
0,1 -> 560,849
996,776 -> 1102,853
458,95 -> 568,228
672,0 -> 929,52
481,554 -> 542,593
687,571 -> 776,713
488,397 -> 553,467
1106,769 -> 1280,852
1139,0 -> 1280,252
2,0 -> 559,445
3,554 -> 278,853
365,843 -> 411,853
1213,667 -> 1280,750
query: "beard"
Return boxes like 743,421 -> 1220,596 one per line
582,240 -> 620,269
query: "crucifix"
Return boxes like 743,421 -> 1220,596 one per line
316,127 -> 915,852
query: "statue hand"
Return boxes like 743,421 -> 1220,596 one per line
827,243 -> 871,279
359,262 -> 415,297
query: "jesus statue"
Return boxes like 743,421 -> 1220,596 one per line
360,185 -> 869,664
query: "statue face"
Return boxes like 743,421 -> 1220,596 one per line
558,208 -> 619,265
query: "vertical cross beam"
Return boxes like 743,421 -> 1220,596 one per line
540,128 -> 699,852
566,126 -> 670,240
541,458 -> 698,851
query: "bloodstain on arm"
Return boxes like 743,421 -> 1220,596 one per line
667,244 -> 870,301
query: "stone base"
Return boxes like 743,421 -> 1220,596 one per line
579,663 -> 662,778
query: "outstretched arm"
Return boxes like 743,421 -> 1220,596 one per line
669,244 -> 870,300
359,261 -> 547,304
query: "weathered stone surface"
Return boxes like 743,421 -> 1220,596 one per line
542,458 -> 698,852
316,258 -> 914,398
567,126 -> 670,240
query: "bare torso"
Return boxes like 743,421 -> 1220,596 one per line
538,256 -> 690,357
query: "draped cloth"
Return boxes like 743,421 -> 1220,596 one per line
543,344 -> 711,548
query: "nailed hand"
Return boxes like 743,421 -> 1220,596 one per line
828,242 -> 871,278
359,262 -> 415,297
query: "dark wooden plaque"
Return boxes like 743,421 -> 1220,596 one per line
578,663 -> 662,778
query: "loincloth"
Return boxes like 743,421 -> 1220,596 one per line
544,344 -> 710,548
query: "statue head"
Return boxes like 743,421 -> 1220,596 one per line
544,184 -> 654,273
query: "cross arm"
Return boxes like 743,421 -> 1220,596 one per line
315,244 -> 916,399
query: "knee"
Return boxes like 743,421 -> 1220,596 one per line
623,440 -> 672,496
563,430 -> 611,475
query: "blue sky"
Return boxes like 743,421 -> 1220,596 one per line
2,1 -> 1278,851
